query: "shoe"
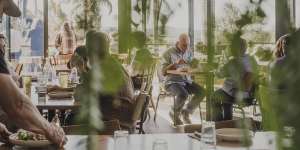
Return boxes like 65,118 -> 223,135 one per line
182,110 -> 192,124
169,111 -> 183,126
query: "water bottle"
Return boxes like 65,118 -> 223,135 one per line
44,59 -> 57,84
69,67 -> 78,84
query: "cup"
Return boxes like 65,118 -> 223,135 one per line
59,72 -> 69,88
201,121 -> 216,150
23,75 -> 32,98
114,130 -> 129,150
152,139 -> 168,150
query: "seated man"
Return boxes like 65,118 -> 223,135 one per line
161,33 -> 205,125
212,38 -> 258,121
67,32 -> 136,128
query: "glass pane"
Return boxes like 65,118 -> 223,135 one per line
215,0 -> 275,44
10,0 -> 44,61
48,0 -> 118,55
48,0 -> 78,56
164,0 -> 188,45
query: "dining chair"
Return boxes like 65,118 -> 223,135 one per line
50,54 -> 72,66
14,63 -> 23,75
120,92 -> 150,134
62,119 -> 121,135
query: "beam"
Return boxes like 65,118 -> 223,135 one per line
44,0 -> 48,58
205,0 -> 215,121
118,0 -> 132,54
275,0 -> 295,40
188,0 -> 194,52
6,16 -> 11,61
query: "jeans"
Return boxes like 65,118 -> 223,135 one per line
211,89 -> 255,121
165,82 -> 205,114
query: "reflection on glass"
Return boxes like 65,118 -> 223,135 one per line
10,0 -> 44,61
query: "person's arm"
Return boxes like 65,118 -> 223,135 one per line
161,52 -> 185,76
0,123 -> 12,144
0,74 -> 66,147
55,33 -> 62,51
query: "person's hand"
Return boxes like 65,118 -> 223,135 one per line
45,123 -> 67,148
0,123 -> 12,144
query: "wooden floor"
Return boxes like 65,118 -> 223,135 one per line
143,110 -> 183,134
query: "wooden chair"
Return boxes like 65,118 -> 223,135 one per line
14,63 -> 23,75
121,92 -> 150,134
62,119 -> 121,135
50,54 -> 72,66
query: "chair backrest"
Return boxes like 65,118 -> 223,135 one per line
50,54 -> 72,66
62,120 -> 121,135
140,60 -> 158,93
14,63 -> 23,75
131,93 -> 149,122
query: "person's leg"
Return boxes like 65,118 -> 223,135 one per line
184,82 -> 206,113
223,103 -> 233,121
211,89 -> 234,121
166,83 -> 189,125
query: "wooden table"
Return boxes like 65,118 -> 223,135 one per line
31,85 -> 80,110
0,132 -> 275,150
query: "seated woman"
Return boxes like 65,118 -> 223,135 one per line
66,32 -> 135,128
212,38 -> 258,121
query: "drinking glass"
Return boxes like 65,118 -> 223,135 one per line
23,75 -> 32,98
152,139 -> 168,150
114,130 -> 129,150
59,72 -> 69,88
264,131 -> 277,150
201,121 -> 216,150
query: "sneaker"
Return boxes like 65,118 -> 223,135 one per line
169,111 -> 183,126
182,110 -> 192,124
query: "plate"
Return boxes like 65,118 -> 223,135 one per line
216,128 -> 253,142
48,91 -> 73,99
9,133 -> 52,148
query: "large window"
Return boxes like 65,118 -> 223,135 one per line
10,0 -> 44,61
48,0 -> 119,55
164,0 -> 188,45
215,0 -> 275,44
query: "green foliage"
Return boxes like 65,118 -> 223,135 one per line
73,0 -> 112,31
216,1 -> 272,44
254,46 -> 273,61
100,57 -> 124,94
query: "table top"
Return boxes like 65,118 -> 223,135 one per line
0,133 -> 274,150
166,69 -> 213,76
30,85 -> 80,110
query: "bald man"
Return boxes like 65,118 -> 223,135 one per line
161,33 -> 205,125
